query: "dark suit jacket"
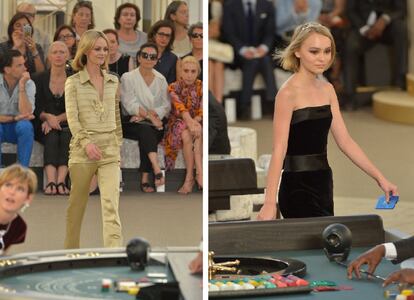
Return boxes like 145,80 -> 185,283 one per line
346,0 -> 406,30
393,236 -> 414,264
209,92 -> 231,155
221,0 -> 275,54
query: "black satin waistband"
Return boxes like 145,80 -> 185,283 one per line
283,153 -> 329,172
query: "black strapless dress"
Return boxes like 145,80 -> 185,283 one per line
278,105 -> 333,218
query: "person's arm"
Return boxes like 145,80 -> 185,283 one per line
345,0 -> 365,30
194,81 -> 203,121
114,84 -> 123,147
393,236 -> 414,263
153,78 -> 171,120
257,88 -> 294,220
221,1 -> 244,53
260,0 -> 275,51
18,74 -> 35,114
28,43 -> 45,73
64,76 -> 91,148
347,244 -> 385,279
329,84 -> 398,201
276,0 -> 307,34
120,72 -> 140,116
0,115 -> 16,123
128,56 -> 134,72
169,82 -> 200,136
382,0 -> 406,22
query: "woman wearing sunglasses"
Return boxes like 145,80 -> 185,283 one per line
120,43 -> 170,193
147,20 -> 178,84
180,22 -> 203,80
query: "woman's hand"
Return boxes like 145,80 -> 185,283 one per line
129,115 -> 144,123
256,201 -> 277,221
46,114 -> 62,130
187,119 -> 201,138
85,143 -> 102,161
377,177 -> 398,203
148,112 -> 163,129
24,36 -> 37,54
41,121 -> 52,135
11,30 -> 24,49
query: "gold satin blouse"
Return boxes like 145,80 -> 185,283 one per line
65,69 -> 122,164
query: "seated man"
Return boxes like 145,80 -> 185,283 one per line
343,0 -> 407,109
0,164 -> 37,255
347,236 -> 414,286
221,0 -> 277,119
0,49 -> 35,167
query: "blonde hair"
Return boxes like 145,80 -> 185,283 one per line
0,164 -> 37,195
48,41 -> 69,56
72,30 -> 109,72
275,22 -> 336,73
181,55 -> 201,75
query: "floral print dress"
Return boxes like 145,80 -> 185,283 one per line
164,79 -> 202,170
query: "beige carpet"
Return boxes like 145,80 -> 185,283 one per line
9,191 -> 202,255
233,107 -> 414,235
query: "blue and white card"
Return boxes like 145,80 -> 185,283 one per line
375,195 -> 399,209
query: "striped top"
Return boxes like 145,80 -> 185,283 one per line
65,68 -> 122,163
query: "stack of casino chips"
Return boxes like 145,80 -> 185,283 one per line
208,274 -> 309,291
101,278 -> 112,292
384,288 -> 414,299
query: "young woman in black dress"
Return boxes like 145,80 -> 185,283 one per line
257,22 -> 398,220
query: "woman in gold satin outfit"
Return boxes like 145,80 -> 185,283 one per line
64,30 -> 123,249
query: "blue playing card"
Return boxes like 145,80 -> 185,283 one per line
375,195 -> 399,209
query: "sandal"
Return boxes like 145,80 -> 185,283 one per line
56,182 -> 70,195
140,182 -> 155,193
154,172 -> 165,187
44,182 -> 57,195
178,179 -> 194,195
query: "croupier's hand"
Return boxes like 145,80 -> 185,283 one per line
347,245 -> 385,279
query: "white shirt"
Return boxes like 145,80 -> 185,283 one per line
383,243 -> 398,260
120,67 -> 170,119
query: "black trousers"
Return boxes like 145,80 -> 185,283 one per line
122,122 -> 165,173
344,19 -> 408,98
44,128 -> 71,167
238,54 -> 277,110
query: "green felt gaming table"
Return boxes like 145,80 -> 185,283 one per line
0,247 -> 201,300
209,214 -> 406,299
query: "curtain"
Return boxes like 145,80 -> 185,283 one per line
151,0 -> 170,25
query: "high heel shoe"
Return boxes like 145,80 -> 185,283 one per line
178,179 -> 194,195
